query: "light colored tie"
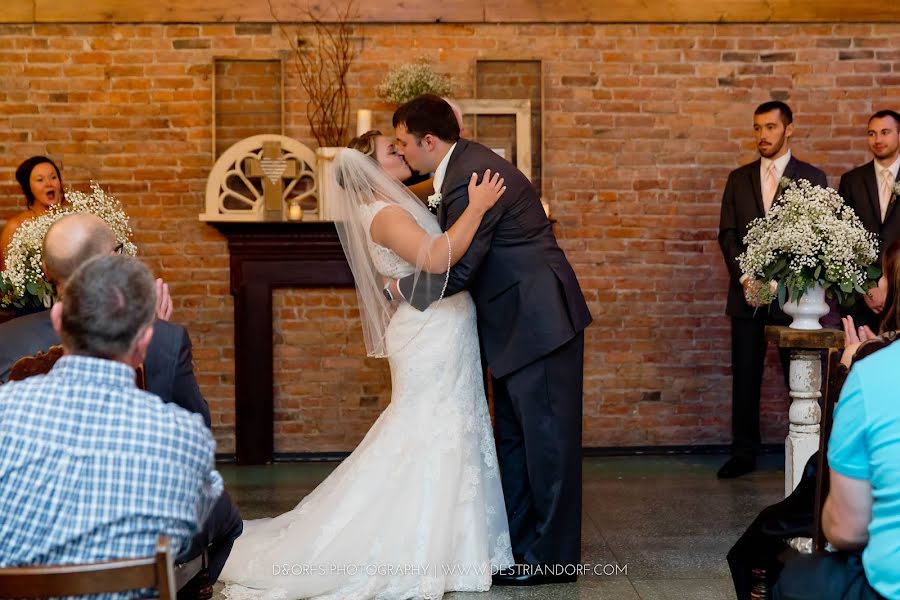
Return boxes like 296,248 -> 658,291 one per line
880,169 -> 895,222
763,163 -> 778,213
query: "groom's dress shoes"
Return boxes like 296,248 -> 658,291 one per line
717,455 -> 756,479
492,565 -> 577,587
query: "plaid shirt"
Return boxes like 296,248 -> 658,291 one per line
0,355 -> 222,597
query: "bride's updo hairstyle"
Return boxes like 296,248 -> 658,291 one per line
347,130 -> 381,160
338,131 -> 384,192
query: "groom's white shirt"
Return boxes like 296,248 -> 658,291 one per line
432,142 -> 457,195
396,142 -> 457,303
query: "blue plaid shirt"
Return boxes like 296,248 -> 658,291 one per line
0,355 -> 223,597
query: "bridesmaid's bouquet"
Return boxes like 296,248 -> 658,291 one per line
0,183 -> 136,309
738,178 -> 880,308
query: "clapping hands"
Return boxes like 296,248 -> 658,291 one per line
155,278 -> 172,321
840,315 -> 877,367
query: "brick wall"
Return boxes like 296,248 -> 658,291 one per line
214,58 -> 282,158
475,59 -> 543,193
2,22 -> 899,453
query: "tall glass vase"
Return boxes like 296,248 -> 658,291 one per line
783,283 -> 829,330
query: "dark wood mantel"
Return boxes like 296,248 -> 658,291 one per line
210,221 -> 354,464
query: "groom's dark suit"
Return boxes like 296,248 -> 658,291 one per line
0,311 -> 242,582
400,139 -> 592,568
838,160 -> 900,331
719,156 -> 827,459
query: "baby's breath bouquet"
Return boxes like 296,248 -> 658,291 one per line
376,59 -> 453,105
0,183 -> 137,309
738,178 -> 880,308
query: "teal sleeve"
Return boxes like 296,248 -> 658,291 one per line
828,368 -> 871,480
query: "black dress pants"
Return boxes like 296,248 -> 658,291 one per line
731,316 -> 790,457
492,332 -> 584,568
727,452 -> 819,600
177,490 -> 243,583
774,551 -> 885,600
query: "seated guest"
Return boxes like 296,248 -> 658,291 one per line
726,453 -> 819,600
0,155 -> 67,271
0,213 -> 242,585
728,240 -> 900,600
0,254 -> 222,570
773,335 -> 900,600
841,240 -> 900,368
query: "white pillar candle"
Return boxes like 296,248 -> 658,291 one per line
357,109 -> 372,136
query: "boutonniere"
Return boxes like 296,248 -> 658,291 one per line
886,181 -> 900,217
778,176 -> 792,195
427,192 -> 442,210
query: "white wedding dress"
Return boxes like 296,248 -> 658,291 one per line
220,201 -> 513,600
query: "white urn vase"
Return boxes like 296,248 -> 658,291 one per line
783,283 -> 829,330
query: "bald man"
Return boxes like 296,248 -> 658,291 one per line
0,214 -> 242,587
1,216 -> 171,384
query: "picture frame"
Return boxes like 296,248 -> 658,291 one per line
455,99 -> 532,182
478,138 -> 514,162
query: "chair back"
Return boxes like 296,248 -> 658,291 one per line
813,330 -> 899,550
8,345 -> 64,381
8,344 -> 147,389
0,534 -> 176,599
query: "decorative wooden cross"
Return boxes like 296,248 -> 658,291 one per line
245,141 -> 298,220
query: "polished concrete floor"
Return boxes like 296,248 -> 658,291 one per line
214,454 -> 786,599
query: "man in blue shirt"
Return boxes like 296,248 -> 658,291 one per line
0,254 -> 223,593
774,341 -> 900,599
0,214 -> 242,588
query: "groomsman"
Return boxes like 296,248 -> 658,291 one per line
838,109 -> 900,331
718,101 -> 828,479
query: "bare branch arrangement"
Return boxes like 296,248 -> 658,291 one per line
269,0 -> 358,147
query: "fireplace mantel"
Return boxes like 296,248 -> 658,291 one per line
211,221 -> 354,464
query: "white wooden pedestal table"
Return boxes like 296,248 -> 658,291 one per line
764,326 -> 844,497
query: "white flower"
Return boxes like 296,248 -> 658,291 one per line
427,192 -> 442,210
377,60 -> 453,105
893,180 -> 900,197
737,178 -> 879,307
0,182 -> 136,309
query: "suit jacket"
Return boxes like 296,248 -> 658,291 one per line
0,311 -> 211,427
718,156 -> 828,318
400,139 -> 592,378
838,160 -> 900,266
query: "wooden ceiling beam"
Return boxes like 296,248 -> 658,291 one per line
1,0 -> 898,23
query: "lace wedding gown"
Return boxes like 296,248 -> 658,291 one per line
220,201 -> 513,600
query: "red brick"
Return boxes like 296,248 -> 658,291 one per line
3,22 -> 897,453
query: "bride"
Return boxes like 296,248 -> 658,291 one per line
220,132 -> 514,599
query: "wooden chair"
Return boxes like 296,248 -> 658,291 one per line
813,331 -> 899,551
8,344 -> 147,389
7,345 -> 64,381
173,550 -> 213,600
0,534 -> 176,599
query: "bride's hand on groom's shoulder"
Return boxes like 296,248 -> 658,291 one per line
468,170 -> 506,214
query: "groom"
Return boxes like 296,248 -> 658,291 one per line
389,95 -> 592,585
